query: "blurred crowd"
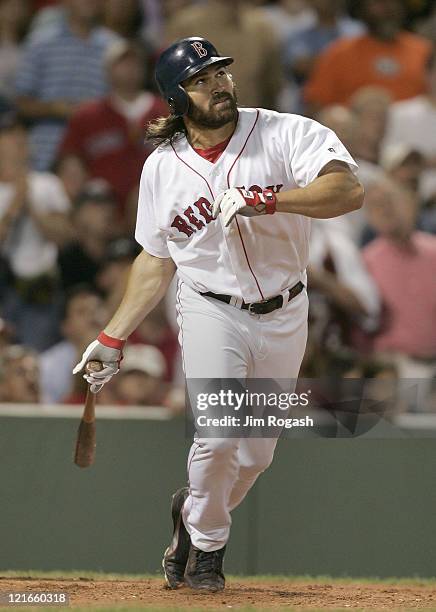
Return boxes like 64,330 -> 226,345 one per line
0,0 -> 435,411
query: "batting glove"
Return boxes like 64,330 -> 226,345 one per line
72,331 -> 126,393
212,188 -> 277,227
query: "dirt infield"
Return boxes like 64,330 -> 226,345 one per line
1,576 -> 436,610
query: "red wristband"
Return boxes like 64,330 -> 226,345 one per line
98,331 -> 126,350
262,189 -> 277,215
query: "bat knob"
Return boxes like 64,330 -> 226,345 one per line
86,360 -> 103,374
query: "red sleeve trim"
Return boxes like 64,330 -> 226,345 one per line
98,331 -> 126,350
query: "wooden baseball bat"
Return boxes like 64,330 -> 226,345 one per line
73,360 -> 102,468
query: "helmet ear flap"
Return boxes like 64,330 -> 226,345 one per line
168,84 -> 189,117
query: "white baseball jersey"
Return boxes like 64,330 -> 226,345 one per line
135,107 -> 357,302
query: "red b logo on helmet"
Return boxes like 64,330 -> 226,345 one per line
191,42 -> 208,58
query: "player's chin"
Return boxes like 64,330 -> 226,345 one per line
211,105 -> 237,124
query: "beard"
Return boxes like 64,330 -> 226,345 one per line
186,88 -> 238,129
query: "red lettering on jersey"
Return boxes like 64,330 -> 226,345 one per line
193,197 -> 213,223
266,184 -> 283,193
184,206 -> 205,230
171,215 -> 195,236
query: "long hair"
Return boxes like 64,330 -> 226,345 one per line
145,114 -> 187,148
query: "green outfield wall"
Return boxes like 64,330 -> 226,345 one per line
1,414 -> 436,578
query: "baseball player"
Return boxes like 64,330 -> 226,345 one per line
73,37 -> 363,592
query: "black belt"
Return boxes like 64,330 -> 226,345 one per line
201,281 -> 304,315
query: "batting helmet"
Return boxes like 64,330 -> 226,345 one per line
155,37 -> 234,117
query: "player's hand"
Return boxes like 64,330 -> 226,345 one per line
212,188 -> 277,227
72,332 -> 126,393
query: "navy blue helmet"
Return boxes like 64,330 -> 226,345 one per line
155,37 -> 233,117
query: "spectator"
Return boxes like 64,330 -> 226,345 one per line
15,0 -> 119,171
316,104 -> 384,244
383,46 -> 436,201
53,153 -> 89,203
304,0 -> 431,112
0,345 -> 40,403
350,86 -> 391,165
0,0 -> 31,101
39,285 -> 106,403
165,0 -> 283,109
317,102 -> 385,182
379,144 -> 424,195
308,219 -> 380,328
360,145 -> 427,246
306,216 -> 380,365
113,344 -> 168,406
59,40 -> 167,227
102,0 -> 157,90
96,237 -> 140,314
58,180 -> 120,290
0,111 -> 73,351
363,177 -> 436,363
284,0 -> 364,85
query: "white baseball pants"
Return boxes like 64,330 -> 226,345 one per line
176,280 -> 308,552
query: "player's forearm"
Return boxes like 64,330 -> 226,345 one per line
276,171 -> 364,219
104,250 -> 176,340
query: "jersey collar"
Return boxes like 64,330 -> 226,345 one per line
171,108 -> 259,183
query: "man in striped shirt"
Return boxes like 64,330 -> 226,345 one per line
15,0 -> 119,172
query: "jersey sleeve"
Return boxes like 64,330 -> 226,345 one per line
135,160 -> 171,259
288,116 -> 358,188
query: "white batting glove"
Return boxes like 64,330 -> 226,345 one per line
212,187 -> 277,227
73,332 -> 126,393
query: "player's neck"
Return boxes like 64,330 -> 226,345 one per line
184,119 -> 237,150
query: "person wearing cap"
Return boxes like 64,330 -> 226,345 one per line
379,144 -> 424,194
113,344 -> 168,406
59,39 -> 167,230
0,111 -> 73,351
